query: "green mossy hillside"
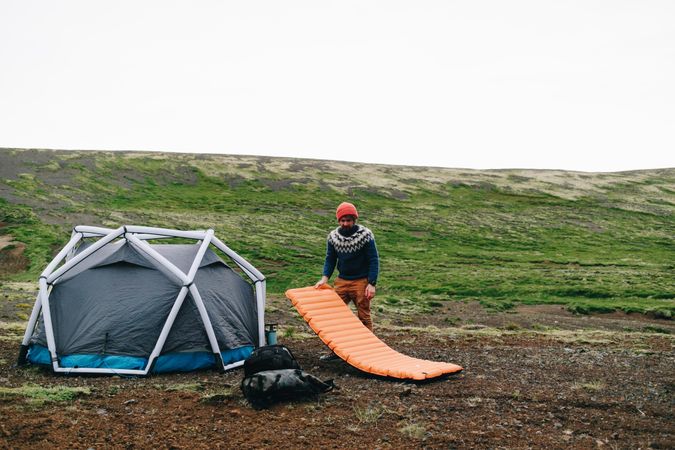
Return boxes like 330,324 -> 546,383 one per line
1,149 -> 673,317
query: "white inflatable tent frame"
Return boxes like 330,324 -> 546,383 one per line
17,225 -> 267,376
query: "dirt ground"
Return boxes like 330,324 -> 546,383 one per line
0,291 -> 673,449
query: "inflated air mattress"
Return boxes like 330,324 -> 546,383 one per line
285,286 -> 463,380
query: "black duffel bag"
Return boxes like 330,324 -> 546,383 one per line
241,368 -> 335,409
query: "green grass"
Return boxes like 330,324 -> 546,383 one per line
642,325 -> 670,334
0,384 -> 91,405
398,422 -> 426,439
199,388 -> 236,403
161,382 -> 205,392
354,403 -> 385,424
1,149 -> 673,317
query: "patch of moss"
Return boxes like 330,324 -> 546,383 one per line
0,385 -> 91,405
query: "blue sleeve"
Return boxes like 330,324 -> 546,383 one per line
367,239 -> 379,286
322,240 -> 337,278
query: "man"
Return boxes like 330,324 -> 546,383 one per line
315,202 -> 379,360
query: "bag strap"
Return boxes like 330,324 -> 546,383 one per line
321,379 -> 336,393
278,345 -> 299,363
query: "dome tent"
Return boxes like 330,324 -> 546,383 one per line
17,225 -> 266,375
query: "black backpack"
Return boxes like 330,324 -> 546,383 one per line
241,345 -> 336,408
243,345 -> 301,377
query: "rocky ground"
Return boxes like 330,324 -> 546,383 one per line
0,290 -> 673,449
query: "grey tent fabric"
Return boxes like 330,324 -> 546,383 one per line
57,241 -> 224,284
31,241 -> 258,359
169,264 -> 258,351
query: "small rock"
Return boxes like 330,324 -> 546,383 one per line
563,429 -> 573,435
123,399 -> 137,405
96,408 -> 108,416
554,422 -> 563,428
399,387 -> 412,398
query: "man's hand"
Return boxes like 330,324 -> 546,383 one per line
314,276 -> 329,289
365,283 -> 376,300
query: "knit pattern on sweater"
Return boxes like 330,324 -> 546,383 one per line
328,226 -> 374,253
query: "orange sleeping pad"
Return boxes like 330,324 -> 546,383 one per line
285,286 -> 463,380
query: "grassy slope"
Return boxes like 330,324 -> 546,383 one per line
1,148 -> 673,317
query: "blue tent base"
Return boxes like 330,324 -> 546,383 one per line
27,344 -> 253,374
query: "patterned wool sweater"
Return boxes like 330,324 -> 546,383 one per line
322,224 -> 379,285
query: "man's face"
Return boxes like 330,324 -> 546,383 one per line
339,216 -> 355,229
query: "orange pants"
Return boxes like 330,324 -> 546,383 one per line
334,277 -> 372,331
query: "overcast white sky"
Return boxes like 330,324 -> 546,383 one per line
1,1 -> 673,171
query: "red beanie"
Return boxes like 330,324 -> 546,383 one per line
336,202 -> 358,220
